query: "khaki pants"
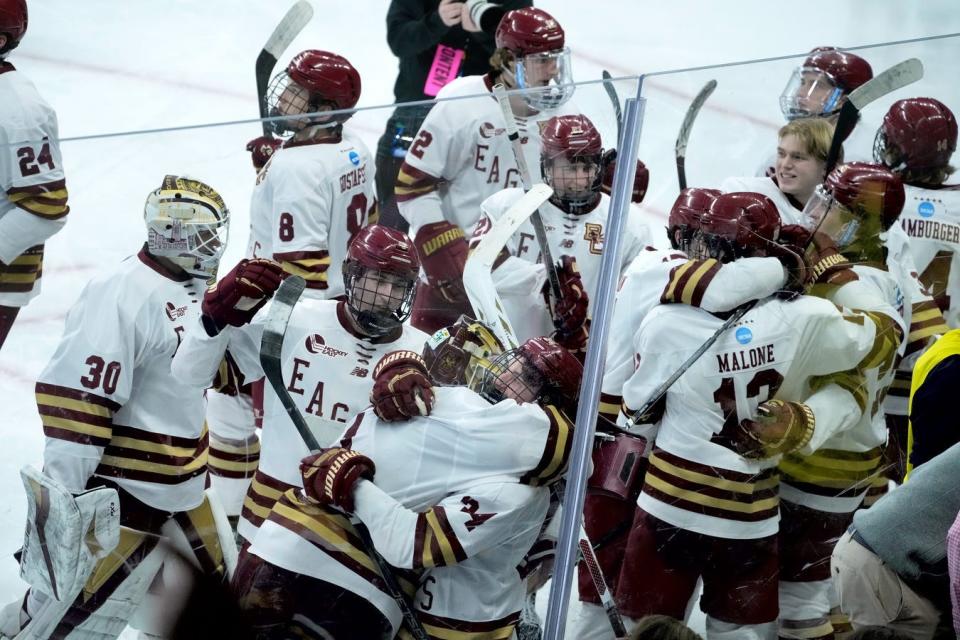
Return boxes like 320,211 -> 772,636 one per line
831,530 -> 941,638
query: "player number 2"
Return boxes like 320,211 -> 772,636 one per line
80,355 -> 122,395
16,142 -> 56,177
278,212 -> 295,242
409,130 -> 433,159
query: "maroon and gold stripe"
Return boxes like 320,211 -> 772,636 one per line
394,163 -> 441,203
413,506 -> 468,569
597,392 -> 621,425
642,449 -> 780,523
208,433 -> 260,480
240,469 -> 296,530
0,244 -> 43,294
779,447 -> 883,497
905,299 -> 949,357
94,423 -> 208,485
172,495 -> 227,579
886,370 -> 912,400
36,382 -> 120,447
273,249 -> 331,290
409,609 -> 521,640
212,351 -> 245,395
519,405 -> 573,487
7,179 -> 69,219
660,258 -> 721,307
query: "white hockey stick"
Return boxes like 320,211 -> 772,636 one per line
259,277 -> 430,640
463,183 -> 553,349
825,57 -> 923,173
491,83 -> 563,302
675,79 -> 717,190
256,0 -> 314,136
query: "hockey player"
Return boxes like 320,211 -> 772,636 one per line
235,323 -> 580,639
0,0 -> 70,350
171,225 -> 429,552
0,176 -> 232,639
395,7 -> 579,333
612,192 -> 882,640
214,50 -> 377,522
469,114 -> 649,351
724,117 -> 835,224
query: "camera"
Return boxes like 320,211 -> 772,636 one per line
463,0 -> 506,35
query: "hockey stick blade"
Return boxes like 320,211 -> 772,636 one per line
491,83 -> 562,301
675,79 -> 717,191
825,58 -> 923,173
626,300 -> 756,428
601,71 -> 623,145
258,275 -> 430,640
464,183 -> 554,349
256,0 -> 314,135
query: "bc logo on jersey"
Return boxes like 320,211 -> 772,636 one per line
735,327 -> 753,345
348,151 -> 360,166
918,201 -> 936,218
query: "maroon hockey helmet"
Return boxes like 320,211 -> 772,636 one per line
0,0 -> 27,55
823,162 -> 905,231
805,47 -> 873,94
422,316 -> 505,387
286,50 -> 362,111
666,188 -> 721,252
343,225 -> 420,336
875,97 -> 958,172
540,115 -> 604,213
495,8 -> 565,57
698,192 -> 781,260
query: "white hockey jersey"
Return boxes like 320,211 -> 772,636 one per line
395,73 -> 576,238
471,189 -> 650,343
600,248 -> 788,426
247,130 -> 377,298
0,62 -> 69,306
720,175 -> 806,226
37,249 -> 209,512
627,296 -> 876,539
171,299 -> 428,542
250,386 -> 572,638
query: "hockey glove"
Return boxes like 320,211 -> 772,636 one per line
734,399 -> 815,459
246,135 -> 282,171
771,224 -> 814,294
600,149 -> 649,204
300,448 -> 376,513
202,258 -> 286,332
807,231 -> 857,286
414,220 -> 469,303
371,350 -> 435,422
547,255 -> 589,335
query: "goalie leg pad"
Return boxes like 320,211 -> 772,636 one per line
18,465 -> 120,603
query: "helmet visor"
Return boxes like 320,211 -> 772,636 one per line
516,48 -> 575,110
779,68 -> 843,121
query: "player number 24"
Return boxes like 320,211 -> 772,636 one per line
16,142 -> 56,177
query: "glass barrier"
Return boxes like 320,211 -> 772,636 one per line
1,16 -> 959,640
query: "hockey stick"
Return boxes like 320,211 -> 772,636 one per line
491,83 -> 563,302
675,79 -> 717,191
256,0 -> 314,136
259,276 -> 430,640
825,57 -> 923,174
625,300 -> 756,428
601,71 -> 623,145
463,183 -> 554,349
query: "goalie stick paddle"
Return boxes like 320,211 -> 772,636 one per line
825,57 -> 923,174
259,276 -> 430,640
491,83 -> 563,302
601,71 -> 623,145
255,0 -> 314,136
675,79 -> 717,191
463,183 -> 554,349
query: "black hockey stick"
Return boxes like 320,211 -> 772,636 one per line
255,0 -> 314,136
825,57 -> 923,174
601,71 -> 623,144
491,83 -> 563,302
259,276 -> 430,640
675,79 -> 717,191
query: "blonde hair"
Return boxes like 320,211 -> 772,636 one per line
778,118 -> 840,165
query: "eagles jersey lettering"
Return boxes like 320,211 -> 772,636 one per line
396,74 -> 578,238
471,188 -> 649,344
248,130 -> 377,298
251,386 -> 572,637
600,248 -> 787,427
627,296 -> 876,539
173,299 -> 428,542
0,62 -> 69,306
38,249 -> 208,512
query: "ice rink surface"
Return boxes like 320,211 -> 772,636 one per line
2,0 -> 960,634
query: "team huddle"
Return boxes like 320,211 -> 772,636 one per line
1,0 -> 959,639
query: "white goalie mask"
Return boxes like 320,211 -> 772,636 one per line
143,175 -> 230,280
